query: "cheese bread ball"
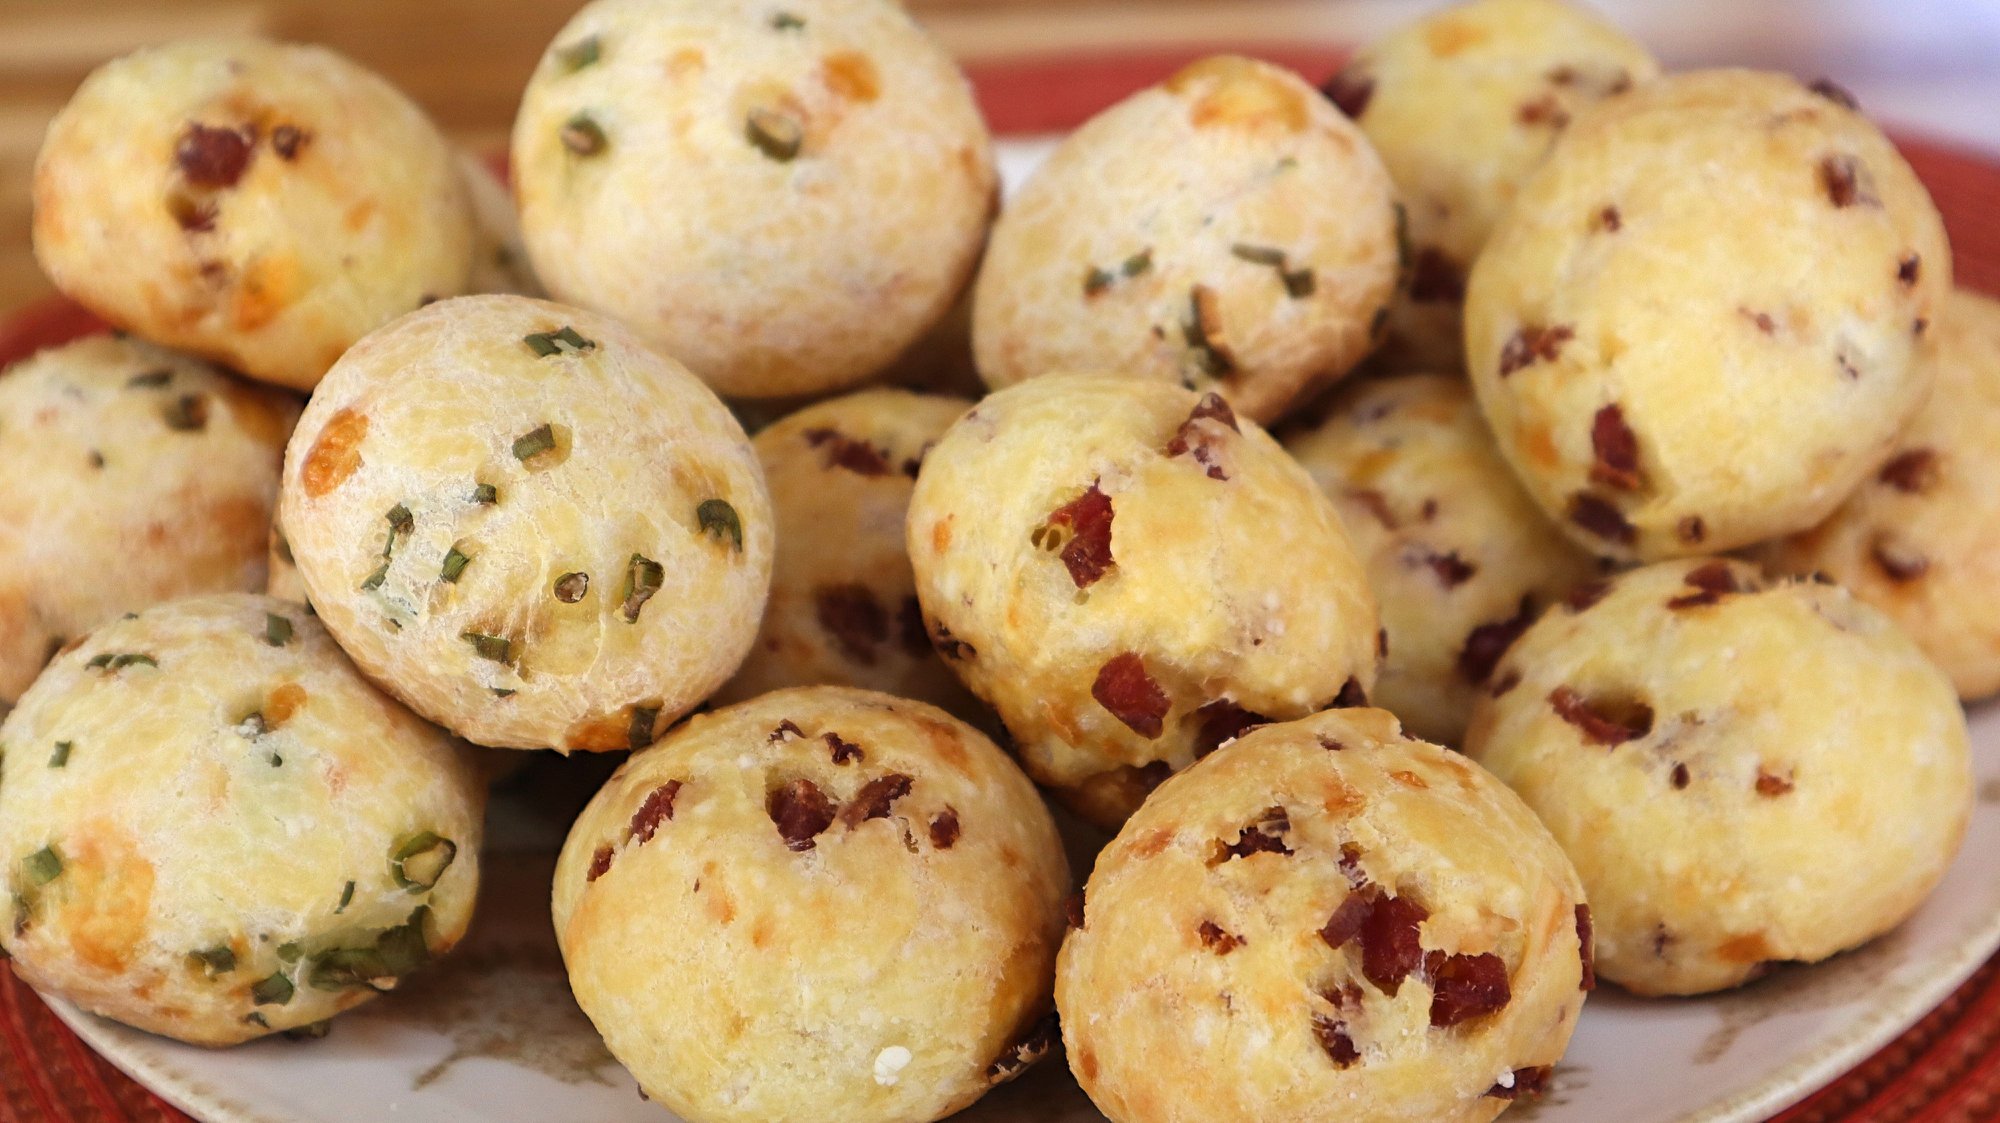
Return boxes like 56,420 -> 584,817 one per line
1325,0 -> 1658,373
553,686 -> 1068,1123
1285,375 -> 1599,745
1465,70 -> 1951,561
907,375 -> 1380,828
1759,290 -> 2000,701
456,151 -> 543,297
0,335 -> 299,704
972,55 -> 1399,425
1058,708 -> 1590,1123
32,38 -> 474,391
716,390 -> 978,712
279,294 -> 773,752
0,594 -> 483,1045
512,0 -> 996,399
1464,559 -> 1971,995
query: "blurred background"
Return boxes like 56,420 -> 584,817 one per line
2,0 -> 1997,313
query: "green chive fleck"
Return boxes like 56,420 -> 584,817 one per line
189,945 -> 236,977
1123,249 -> 1154,278
391,832 -> 457,892
746,107 -> 803,162
47,742 -> 70,769
440,546 -> 472,584
491,687 -> 517,698
523,326 -> 596,357
359,563 -> 389,592
556,35 -> 601,73
277,941 -> 304,964
628,705 -> 660,750
1083,267 -> 1116,297
512,424 -> 557,462
1230,243 -> 1287,267
472,483 -> 498,505
697,498 -> 743,552
127,369 -> 171,389
307,906 -> 431,992
23,846 -> 60,886
1393,202 -> 1412,273
386,503 -> 414,538
1282,268 -> 1317,298
336,881 -> 355,914
620,554 -> 664,622
264,614 -> 293,647
553,571 -> 590,603
462,632 -> 511,663
562,113 -> 607,156
251,971 -> 294,1006
85,652 -> 157,672
163,394 -> 209,432
282,1020 -> 332,1041
1231,244 -> 1316,299
772,11 -> 805,29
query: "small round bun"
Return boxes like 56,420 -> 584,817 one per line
0,594 -> 483,1045
513,0 -> 996,399
973,56 -> 1398,424
1760,289 -> 2000,701
717,389 -> 978,712
1465,558 -> 1971,995
1058,708 -> 1589,1123
1285,374 -> 1598,745
279,294 -> 772,751
1465,70 -> 1951,560
1325,0 -> 1659,372
0,335 -> 299,703
907,375 -> 1379,828
553,686 -> 1069,1123
32,38 -> 474,390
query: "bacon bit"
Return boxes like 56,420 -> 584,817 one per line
1192,700 -> 1267,758
1565,580 -> 1610,612
1838,346 -> 1863,380
768,779 -> 838,851
1092,652 -> 1170,737
1322,70 -> 1374,117
1320,885 -> 1381,949
586,845 -> 614,882
271,125 -> 309,161
1345,488 -> 1399,530
1378,628 -> 1390,658
169,192 -> 217,232
1568,493 -> 1636,546
1045,484 -> 1117,587
1671,762 -> 1691,790
933,623 -> 975,661
1879,448 -> 1939,493
1667,560 -> 1743,609
896,597 -> 931,657
629,780 -> 683,844
1427,951 -> 1512,1026
1332,677 -> 1369,708
1755,770 -> 1795,797
1549,686 -> 1653,745
1739,308 -> 1778,335
1214,807 -> 1293,863
1820,155 -> 1879,208
1653,926 -> 1674,958
1517,94 -> 1571,128
825,732 -> 863,765
1498,324 -> 1574,376
1597,206 -> 1623,233
1589,404 -> 1642,491
1458,597 -> 1536,685
769,719 -> 805,743
1490,670 -> 1521,698
1897,254 -> 1922,287
1185,391 -> 1239,431
1872,536 -> 1930,583
1064,891 -> 1086,929
1809,78 -> 1860,110
929,809 -> 960,849
1360,894 -> 1430,995
1488,1065 -> 1555,1100
1408,248 -> 1465,303
814,584 -> 888,664
1198,920 -> 1243,954
1164,393 -> 1239,480
1915,318 -> 1929,337
803,427 -> 891,476
175,123 -> 254,188
1577,906 -> 1596,991
1320,735 -> 1347,751
1312,1014 -> 1360,1067
986,1014 -> 1057,1085
1337,842 -> 1367,886
1678,516 -> 1708,545
1422,549 -> 1478,588
840,773 -> 914,827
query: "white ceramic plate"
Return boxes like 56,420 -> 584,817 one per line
44,139 -> 2000,1123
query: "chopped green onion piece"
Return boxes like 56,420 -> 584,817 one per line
244,1011 -> 270,1028
282,1020 -> 332,1041
162,394 -> 209,431
619,554 -> 664,622
307,906 -> 430,992
1083,267 -> 1116,296
628,706 -> 660,750
47,742 -> 69,769
556,35 -> 600,73
23,846 -> 61,886
440,547 -> 472,584
251,971 -> 294,1005
390,833 -> 457,892
377,907 -> 432,976
276,941 -> 304,964
462,632 -> 511,663
386,503 -> 414,538
553,571 -> 590,603
1123,249 -> 1154,277
472,483 -> 498,505
1393,202 -> 1411,273
127,369 -> 171,388
746,108 -> 803,162
512,424 -> 557,462
1230,243 -> 1287,267
264,614 -> 293,647
359,563 -> 389,592
1282,268 -> 1317,298
523,326 -> 596,357
697,499 -> 743,552
86,652 -> 157,671
188,945 -> 236,977
491,687 -> 517,698
335,881 -> 355,914
561,113 -> 607,156
772,11 -> 805,29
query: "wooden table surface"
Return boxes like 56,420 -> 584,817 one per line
3,0 -> 1998,316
